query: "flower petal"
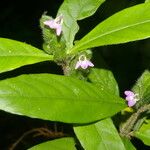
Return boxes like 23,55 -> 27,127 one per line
56,25 -> 62,36
81,60 -> 88,69
124,90 -> 135,96
44,20 -> 52,27
75,56 -> 94,70
86,60 -> 94,67
44,15 -> 63,36
128,99 -> 136,107
126,96 -> 134,101
75,61 -> 81,69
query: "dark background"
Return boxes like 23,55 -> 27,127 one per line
0,0 -> 150,149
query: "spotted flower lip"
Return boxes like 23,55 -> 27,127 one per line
124,90 -> 139,107
75,55 -> 94,69
44,15 -> 63,36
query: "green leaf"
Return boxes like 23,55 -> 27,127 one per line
132,70 -> 150,107
74,118 -> 126,150
121,137 -> 136,150
0,38 -> 53,73
74,68 -> 125,149
145,0 -> 150,3
29,137 -> 76,150
0,74 -> 125,123
134,119 -> 150,146
69,3 -> 150,54
58,0 -> 105,48
88,68 -> 119,96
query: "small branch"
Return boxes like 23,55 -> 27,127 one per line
120,104 -> 150,138
9,127 -> 68,150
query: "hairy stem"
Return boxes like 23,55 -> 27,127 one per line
120,104 -> 150,138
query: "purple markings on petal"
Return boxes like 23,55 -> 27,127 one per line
75,55 -> 94,70
124,90 -> 138,107
44,15 -> 63,36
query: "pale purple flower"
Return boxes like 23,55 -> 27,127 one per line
75,55 -> 94,69
44,15 -> 63,36
124,90 -> 139,107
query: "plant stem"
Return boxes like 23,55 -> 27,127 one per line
9,127 -> 67,150
120,104 -> 150,138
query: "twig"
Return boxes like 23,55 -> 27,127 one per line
9,127 -> 67,150
120,104 -> 150,138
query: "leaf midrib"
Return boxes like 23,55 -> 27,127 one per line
94,124 -> 109,150
0,54 -> 52,58
0,95 -> 124,104
72,19 -> 150,51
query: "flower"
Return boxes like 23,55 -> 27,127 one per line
44,15 -> 63,36
75,55 -> 94,69
124,90 -> 139,107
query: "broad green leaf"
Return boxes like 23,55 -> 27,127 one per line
88,68 -> 119,96
29,137 -> 76,150
74,68 -> 124,150
69,3 -> 150,54
132,70 -> 150,107
121,137 -> 136,150
145,0 -> 150,3
58,0 -> 105,48
0,38 -> 53,73
134,119 -> 150,146
0,74 -> 125,123
74,118 -> 126,150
